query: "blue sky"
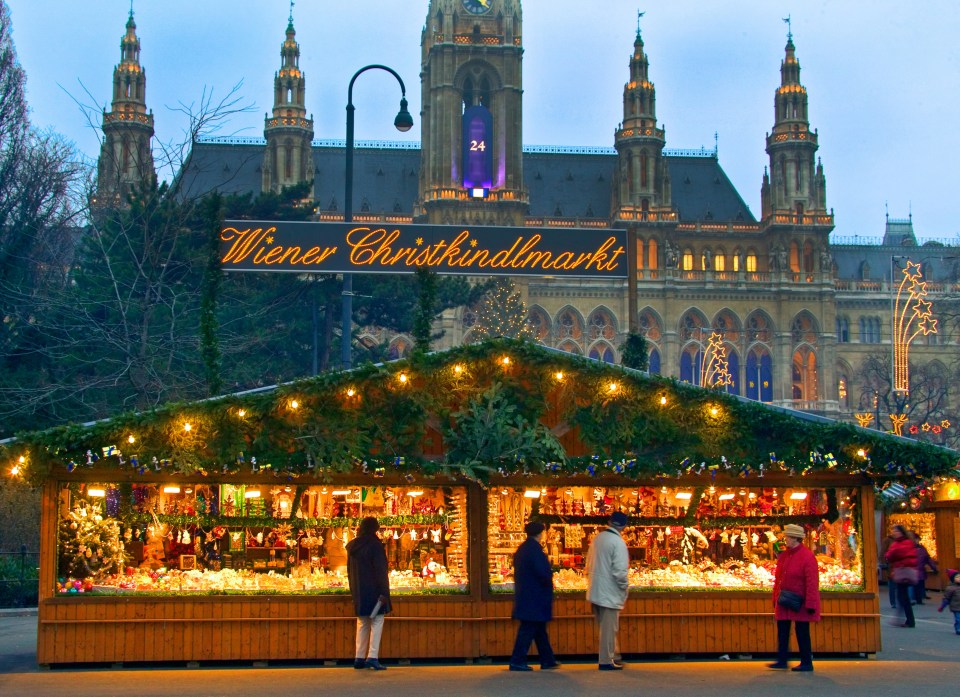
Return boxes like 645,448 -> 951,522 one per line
8,0 -> 960,239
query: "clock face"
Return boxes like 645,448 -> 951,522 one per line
462,0 -> 492,15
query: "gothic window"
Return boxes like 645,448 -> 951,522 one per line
836,317 -> 850,343
648,347 -> 661,375
588,309 -> 616,341
647,239 -> 658,270
802,241 -> 815,273
636,238 -> 645,270
789,241 -> 800,273
746,347 -> 773,402
746,251 -> 757,273
525,307 -> 551,342
746,311 -> 772,343
859,261 -> 871,280
461,309 -> 476,329
795,160 -> 802,192
640,152 -> 648,188
555,308 -> 584,342
589,342 -> 615,364
791,346 -> 818,401
680,343 -> 704,386
682,249 -> 694,271
557,340 -> 582,356
726,348 -> 741,396
712,310 -> 741,344
791,313 -> 818,345
679,310 -> 708,342
638,309 -> 662,342
287,87 -> 293,103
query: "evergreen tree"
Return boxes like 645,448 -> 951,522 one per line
471,277 -> 534,341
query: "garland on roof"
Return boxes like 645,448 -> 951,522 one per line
3,339 -> 957,487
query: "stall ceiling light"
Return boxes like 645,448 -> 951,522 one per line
524,490 -> 541,498
789,492 -> 808,500
244,489 -> 261,499
162,486 -> 181,494
407,490 -> 424,497
675,491 -> 693,500
87,488 -> 106,497
331,490 -> 351,496
718,493 -> 735,501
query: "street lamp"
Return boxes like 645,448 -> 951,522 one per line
341,64 -> 413,370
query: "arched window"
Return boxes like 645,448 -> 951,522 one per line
791,346 -> 818,401
680,343 -> 704,386
557,340 -> 582,356
714,252 -> 725,272
802,241 -> 815,273
636,238 -> 645,271
640,152 -> 648,188
589,342 -> 615,364
746,251 -> 757,273
647,239 -> 658,271
726,347 -> 741,396
789,241 -> 800,273
746,348 -> 773,402
555,308 -> 584,342
732,249 -> 741,272
682,249 -> 694,271
648,347 -> 661,375
588,308 -> 616,341
836,317 -> 849,343
525,307 -> 551,342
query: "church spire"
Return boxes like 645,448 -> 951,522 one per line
760,27 -> 828,223
94,7 -> 156,208
612,15 -> 672,220
262,7 -> 315,194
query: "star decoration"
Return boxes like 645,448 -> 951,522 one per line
922,422 -> 932,432
415,237 -> 424,245
941,420 -> 951,429
470,239 -> 478,247
266,236 -> 274,244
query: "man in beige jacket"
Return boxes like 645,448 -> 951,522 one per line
586,511 -> 630,670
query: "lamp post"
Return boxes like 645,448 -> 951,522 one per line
341,64 -> 413,370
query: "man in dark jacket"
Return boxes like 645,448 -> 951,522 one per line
347,516 -> 392,670
508,520 -> 560,671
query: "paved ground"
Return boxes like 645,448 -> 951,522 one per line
1,593 -> 957,697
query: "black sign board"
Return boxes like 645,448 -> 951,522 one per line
220,220 -> 627,279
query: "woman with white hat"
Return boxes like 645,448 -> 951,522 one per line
768,523 -> 821,672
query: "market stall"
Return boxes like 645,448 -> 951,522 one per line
6,339 -> 955,665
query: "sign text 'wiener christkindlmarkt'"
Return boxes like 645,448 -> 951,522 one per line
219,220 -> 627,278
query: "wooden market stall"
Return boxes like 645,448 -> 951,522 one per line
7,339 -> 955,666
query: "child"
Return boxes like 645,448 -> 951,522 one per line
938,569 -> 960,635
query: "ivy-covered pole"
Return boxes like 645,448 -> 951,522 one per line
412,266 -> 438,356
199,193 -> 224,396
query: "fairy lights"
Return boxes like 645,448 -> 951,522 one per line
853,413 -> 874,428
892,260 -> 937,394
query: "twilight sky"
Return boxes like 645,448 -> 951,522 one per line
7,0 -> 959,240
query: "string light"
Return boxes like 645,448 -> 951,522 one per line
237,408 -> 247,418
346,388 -> 356,398
607,381 -> 619,393
127,435 -> 136,444
501,356 -> 511,367
660,395 -> 667,406
453,364 -> 464,376
289,400 -> 299,410
398,373 -> 408,384
183,422 -> 192,432
554,371 -> 564,381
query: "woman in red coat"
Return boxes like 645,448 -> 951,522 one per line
768,524 -> 821,672
884,524 -> 919,627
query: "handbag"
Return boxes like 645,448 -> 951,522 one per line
891,566 -> 919,584
777,589 -> 804,611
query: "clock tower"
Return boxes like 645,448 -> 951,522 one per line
417,0 -> 528,225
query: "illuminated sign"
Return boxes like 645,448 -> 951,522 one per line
892,259 -> 937,393
462,105 -> 492,190
219,221 -> 627,278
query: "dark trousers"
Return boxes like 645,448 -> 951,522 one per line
510,620 -> 557,667
776,619 -> 813,666
896,583 -> 916,625
914,579 -> 927,604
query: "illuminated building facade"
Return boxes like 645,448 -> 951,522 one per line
98,1 -> 958,426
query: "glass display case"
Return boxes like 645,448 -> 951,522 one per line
55,482 -> 469,595
488,485 -> 862,591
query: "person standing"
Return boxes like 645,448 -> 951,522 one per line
885,524 -> 918,628
508,520 -> 560,671
938,569 -> 960,635
347,516 -> 392,670
908,531 -> 937,605
586,511 -> 630,670
768,524 -> 821,672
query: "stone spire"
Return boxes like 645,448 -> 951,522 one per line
95,8 -> 156,207
262,8 -> 315,194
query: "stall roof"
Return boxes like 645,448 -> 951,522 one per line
2,339 -> 956,486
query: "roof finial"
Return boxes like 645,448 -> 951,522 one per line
636,10 -> 645,37
782,14 -> 792,40
289,0 -> 295,24
129,0 -> 134,18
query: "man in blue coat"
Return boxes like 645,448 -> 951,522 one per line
508,520 -> 560,671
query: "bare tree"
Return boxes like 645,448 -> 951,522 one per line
854,351 -> 959,448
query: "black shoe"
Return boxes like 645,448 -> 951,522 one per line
791,664 -> 814,672
767,662 -> 789,670
540,662 -> 561,670
353,659 -> 366,669
509,663 -> 533,672
366,659 -> 387,670
901,622 -> 915,628
599,663 -> 624,671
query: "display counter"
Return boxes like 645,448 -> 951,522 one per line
37,471 -> 881,665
